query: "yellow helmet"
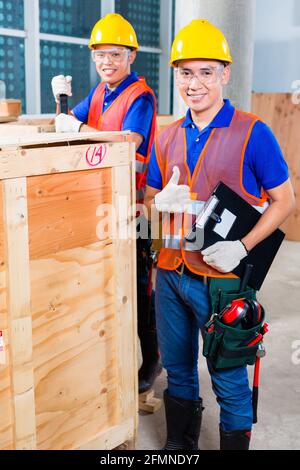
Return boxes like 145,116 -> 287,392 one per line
89,13 -> 138,50
170,19 -> 232,65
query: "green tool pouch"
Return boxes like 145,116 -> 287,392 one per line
203,277 -> 264,369
208,277 -> 257,314
203,311 -> 265,369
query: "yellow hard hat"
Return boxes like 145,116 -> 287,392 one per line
170,19 -> 232,65
89,13 -> 138,49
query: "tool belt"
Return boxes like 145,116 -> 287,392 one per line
203,278 -> 266,369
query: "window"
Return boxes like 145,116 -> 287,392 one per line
40,0 -> 98,38
0,0 -> 24,30
0,36 -> 25,106
39,0 -> 101,113
0,0 -> 172,115
115,0 -> 160,48
133,52 -> 160,102
115,0 -> 161,107
0,1 -> 26,110
40,41 -> 91,113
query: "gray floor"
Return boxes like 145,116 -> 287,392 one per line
137,241 -> 300,450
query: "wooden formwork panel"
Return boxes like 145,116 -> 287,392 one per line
0,134 -> 137,450
252,93 -> 300,241
157,115 -> 175,132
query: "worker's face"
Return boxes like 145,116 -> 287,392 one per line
175,59 -> 230,113
92,44 -> 136,86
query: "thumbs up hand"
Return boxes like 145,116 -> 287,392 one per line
154,166 -> 192,213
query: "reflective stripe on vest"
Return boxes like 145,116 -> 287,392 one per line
136,159 -> 147,174
156,109 -> 269,278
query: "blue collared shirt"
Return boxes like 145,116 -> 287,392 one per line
72,72 -> 155,157
147,99 -> 288,196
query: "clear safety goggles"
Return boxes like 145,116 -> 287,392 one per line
91,48 -> 130,63
175,65 -> 224,86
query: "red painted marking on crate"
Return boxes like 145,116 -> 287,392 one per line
86,145 -> 107,167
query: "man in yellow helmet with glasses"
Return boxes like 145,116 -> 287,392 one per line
51,13 -> 162,395
144,20 -> 294,450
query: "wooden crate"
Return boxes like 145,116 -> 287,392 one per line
0,118 -> 55,134
0,132 -> 138,450
0,100 -> 22,121
252,93 -> 300,241
0,120 -> 133,150
157,115 -> 174,132
2,115 -> 177,135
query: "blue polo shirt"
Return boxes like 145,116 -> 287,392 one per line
147,99 -> 289,197
72,72 -> 155,158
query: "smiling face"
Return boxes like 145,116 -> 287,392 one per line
175,59 -> 230,115
93,43 -> 136,87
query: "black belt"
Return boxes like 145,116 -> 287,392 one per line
175,263 -> 208,285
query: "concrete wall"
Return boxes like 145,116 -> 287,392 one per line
253,0 -> 300,92
173,0 -> 256,117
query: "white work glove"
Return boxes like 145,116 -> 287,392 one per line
201,240 -> 248,273
51,75 -> 72,104
154,166 -> 192,213
55,113 -> 82,133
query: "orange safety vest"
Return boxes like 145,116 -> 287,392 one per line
88,77 -> 157,203
155,109 -> 269,278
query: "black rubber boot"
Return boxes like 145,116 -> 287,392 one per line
220,427 -> 251,450
163,390 -> 203,450
138,328 -> 162,394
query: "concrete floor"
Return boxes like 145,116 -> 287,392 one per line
136,241 -> 300,450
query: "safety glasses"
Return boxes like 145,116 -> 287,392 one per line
91,48 -> 130,63
175,65 -> 224,86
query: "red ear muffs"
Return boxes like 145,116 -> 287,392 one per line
241,299 -> 262,329
219,299 -> 249,327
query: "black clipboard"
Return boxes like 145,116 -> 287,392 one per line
185,182 -> 285,290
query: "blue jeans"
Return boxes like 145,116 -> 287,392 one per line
155,268 -> 253,431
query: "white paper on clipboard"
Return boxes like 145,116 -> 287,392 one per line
213,208 -> 237,239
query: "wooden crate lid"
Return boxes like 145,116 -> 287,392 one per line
0,130 -> 131,149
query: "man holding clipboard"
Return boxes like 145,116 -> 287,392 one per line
145,19 -> 295,450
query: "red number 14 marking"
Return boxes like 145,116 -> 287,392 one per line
86,145 -> 107,167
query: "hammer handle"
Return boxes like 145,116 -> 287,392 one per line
60,94 -> 68,114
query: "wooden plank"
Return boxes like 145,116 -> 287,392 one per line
0,330 -> 14,450
0,181 -> 13,450
0,142 -> 131,179
2,178 -> 36,449
77,418 -> 135,450
139,389 -> 162,413
252,93 -> 300,240
138,397 -> 162,413
112,144 -> 138,443
157,115 -> 174,132
0,123 -> 55,135
0,130 -> 129,148
27,169 -> 112,259
0,117 -> 18,124
139,389 -> 155,402
31,240 -> 119,449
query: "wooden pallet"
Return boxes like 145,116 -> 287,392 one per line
139,389 -> 162,413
